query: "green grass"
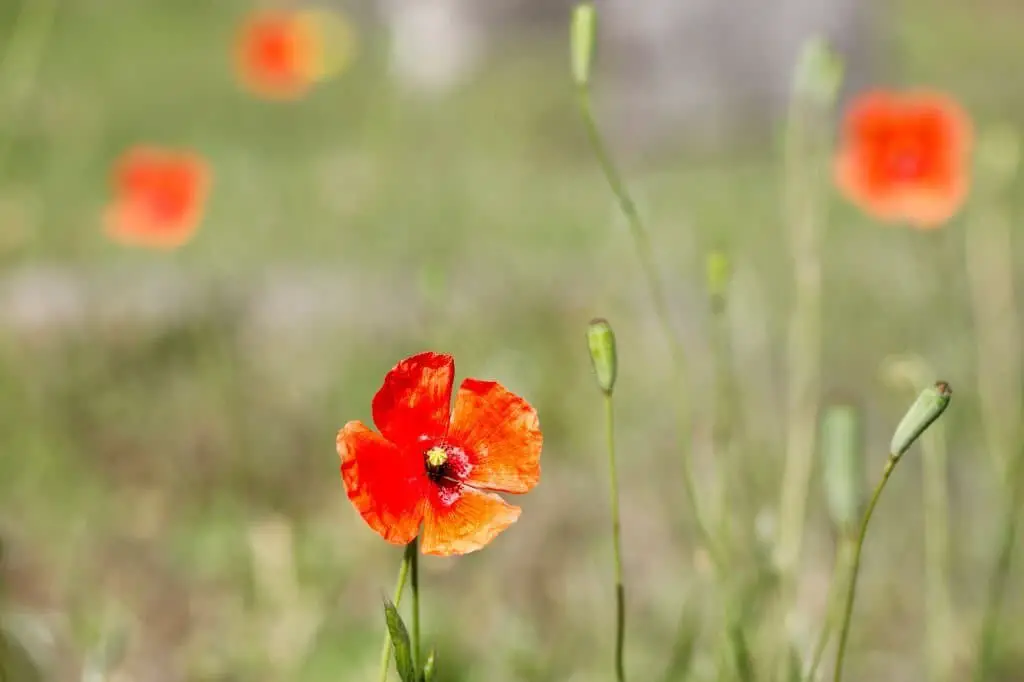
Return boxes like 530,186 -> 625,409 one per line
2,0 -> 1024,680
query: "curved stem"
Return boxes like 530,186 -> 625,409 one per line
832,455 -> 898,682
377,542 -> 414,682
604,392 -> 627,682
575,85 -> 722,571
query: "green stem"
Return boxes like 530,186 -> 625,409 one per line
575,84 -> 722,572
410,536 -> 421,674
973,447 -> 1024,682
377,542 -> 414,682
832,455 -> 898,682
604,392 -> 626,682
805,536 -> 854,682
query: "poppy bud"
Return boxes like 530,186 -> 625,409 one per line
706,249 -> 730,312
820,403 -> 863,534
792,36 -> 844,106
570,3 -> 596,87
586,318 -> 617,395
890,381 -> 952,459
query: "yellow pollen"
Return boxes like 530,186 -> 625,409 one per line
426,446 -> 448,468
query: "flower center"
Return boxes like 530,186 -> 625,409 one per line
422,442 -> 472,485
425,446 -> 448,469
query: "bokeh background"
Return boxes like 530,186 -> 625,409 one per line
2,0 -> 1024,681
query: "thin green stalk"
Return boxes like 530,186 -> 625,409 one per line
973,445 -> 1024,682
604,392 -> 627,682
805,536 -> 855,682
832,455 -> 898,682
377,541 -> 414,682
575,84 -> 722,572
410,536 -> 421,674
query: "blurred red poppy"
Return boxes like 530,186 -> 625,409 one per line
104,146 -> 210,249
234,9 -> 322,100
338,352 -> 543,556
834,90 -> 973,228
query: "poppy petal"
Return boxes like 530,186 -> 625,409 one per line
234,10 -> 320,100
372,352 -> 455,449
105,148 -> 210,249
420,484 -> 521,556
338,420 -> 427,546
898,181 -> 968,228
448,378 -> 541,494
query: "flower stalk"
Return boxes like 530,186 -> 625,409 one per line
569,0 -> 721,573
587,318 -> 626,682
377,542 -> 414,682
832,382 -> 952,682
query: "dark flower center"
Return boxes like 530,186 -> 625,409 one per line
422,442 -> 471,484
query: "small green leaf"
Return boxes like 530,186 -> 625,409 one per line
422,648 -> 436,682
383,599 -> 415,682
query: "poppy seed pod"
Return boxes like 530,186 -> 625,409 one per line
570,2 -> 596,87
586,318 -> 617,395
890,381 -> 952,459
820,403 -> 864,534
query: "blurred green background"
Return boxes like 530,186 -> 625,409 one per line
2,0 -> 1024,680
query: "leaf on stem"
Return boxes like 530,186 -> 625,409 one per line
383,599 -> 416,682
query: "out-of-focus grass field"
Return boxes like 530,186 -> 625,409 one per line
3,0 -> 1024,680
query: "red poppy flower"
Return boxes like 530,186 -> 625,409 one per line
103,146 -> 211,249
834,90 -> 973,228
234,9 -> 323,100
338,352 -> 543,556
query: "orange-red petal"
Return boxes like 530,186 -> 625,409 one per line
448,378 -> 542,494
420,484 -> 521,556
338,421 -> 427,546
835,89 -> 972,227
371,352 -> 455,449
104,147 -> 210,249
234,10 -> 321,100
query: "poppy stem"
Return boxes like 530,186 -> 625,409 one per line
410,536 -> 421,674
603,391 -> 627,682
831,455 -> 898,682
575,83 -> 722,573
377,542 -> 413,682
